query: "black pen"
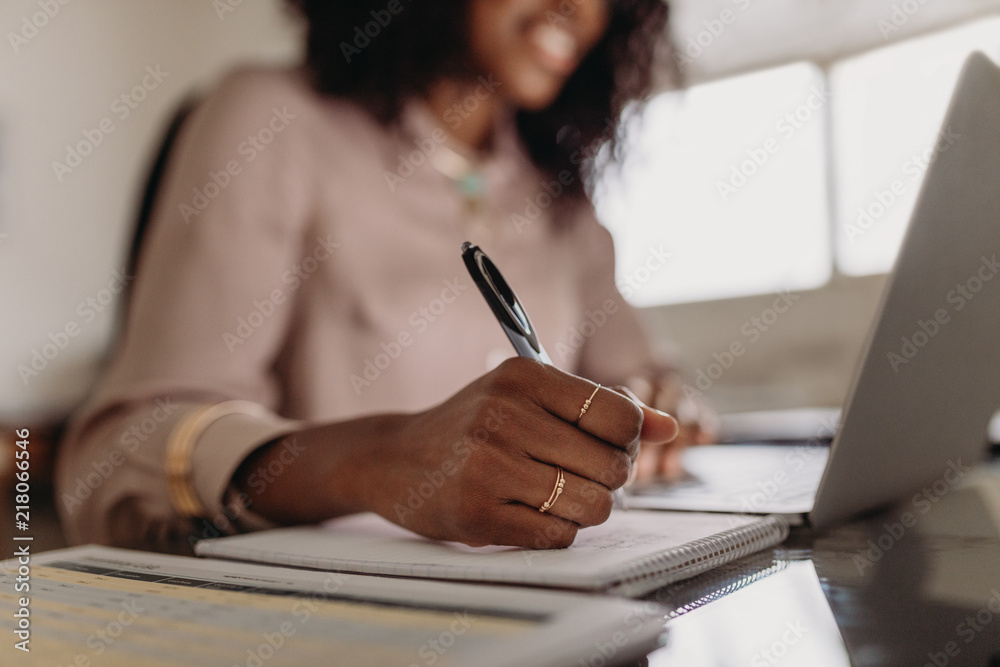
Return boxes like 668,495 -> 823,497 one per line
461,242 -> 552,364
461,242 -> 628,510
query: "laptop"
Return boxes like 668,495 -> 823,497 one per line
628,52 -> 1000,529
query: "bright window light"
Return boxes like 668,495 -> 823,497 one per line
832,19 -> 1000,276
593,62 -> 831,307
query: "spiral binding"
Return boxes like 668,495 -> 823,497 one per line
605,515 -> 790,597
660,554 -> 788,617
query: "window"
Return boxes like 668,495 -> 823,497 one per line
832,17 -> 1000,275
595,18 -> 1000,305
594,63 -> 830,307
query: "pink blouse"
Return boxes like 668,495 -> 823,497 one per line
55,67 -> 658,552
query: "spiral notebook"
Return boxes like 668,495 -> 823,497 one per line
196,510 -> 789,597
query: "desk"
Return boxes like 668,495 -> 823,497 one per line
6,463 -> 1000,665
637,462 -> 1000,667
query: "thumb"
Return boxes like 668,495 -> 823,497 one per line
611,384 -> 680,445
639,403 -> 680,445
611,386 -> 681,452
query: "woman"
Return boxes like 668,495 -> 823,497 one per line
56,0 -> 708,554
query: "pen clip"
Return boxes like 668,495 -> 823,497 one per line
462,243 -> 552,364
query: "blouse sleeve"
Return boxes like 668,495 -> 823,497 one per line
55,69 -> 315,553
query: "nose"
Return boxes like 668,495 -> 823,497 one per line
548,0 -> 610,42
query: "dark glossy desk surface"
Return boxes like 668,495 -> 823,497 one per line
631,462 -> 1000,667
5,460 -> 999,666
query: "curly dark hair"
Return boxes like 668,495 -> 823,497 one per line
284,0 -> 670,202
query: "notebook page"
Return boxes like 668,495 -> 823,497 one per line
197,510 -> 782,591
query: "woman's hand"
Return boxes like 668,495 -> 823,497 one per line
628,371 -> 718,481
365,358 -> 679,548
234,357 -> 677,548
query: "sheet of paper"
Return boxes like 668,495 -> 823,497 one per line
0,545 -> 668,667
0,547 -> 533,666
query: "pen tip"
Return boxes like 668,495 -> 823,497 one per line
461,241 -> 473,253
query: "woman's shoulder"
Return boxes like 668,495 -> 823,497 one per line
196,65 -> 388,148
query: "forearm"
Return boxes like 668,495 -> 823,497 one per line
232,413 -> 411,525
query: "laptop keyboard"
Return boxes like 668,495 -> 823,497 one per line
629,444 -> 830,514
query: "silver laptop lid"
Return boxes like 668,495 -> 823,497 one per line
811,52 -> 1000,528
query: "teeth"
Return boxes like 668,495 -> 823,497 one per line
531,24 -> 576,62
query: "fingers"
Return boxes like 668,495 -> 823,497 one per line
635,443 -> 658,481
634,438 -> 685,482
475,463 -> 613,549
503,462 -> 614,528
496,358 -> 643,453
656,441 -> 684,479
504,401 -> 632,490
490,504 -> 580,549
638,403 -> 679,446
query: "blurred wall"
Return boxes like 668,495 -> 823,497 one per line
638,274 -> 888,414
0,0 -> 301,421
669,0 -> 1000,86
2,1 -> 996,423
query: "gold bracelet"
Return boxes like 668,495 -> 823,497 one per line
165,400 -> 272,518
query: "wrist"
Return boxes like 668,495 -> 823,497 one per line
232,413 -> 411,524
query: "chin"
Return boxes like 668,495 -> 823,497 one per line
505,71 -> 569,111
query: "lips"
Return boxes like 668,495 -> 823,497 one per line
527,22 -> 579,75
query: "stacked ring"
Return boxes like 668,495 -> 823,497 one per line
538,467 -> 565,513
